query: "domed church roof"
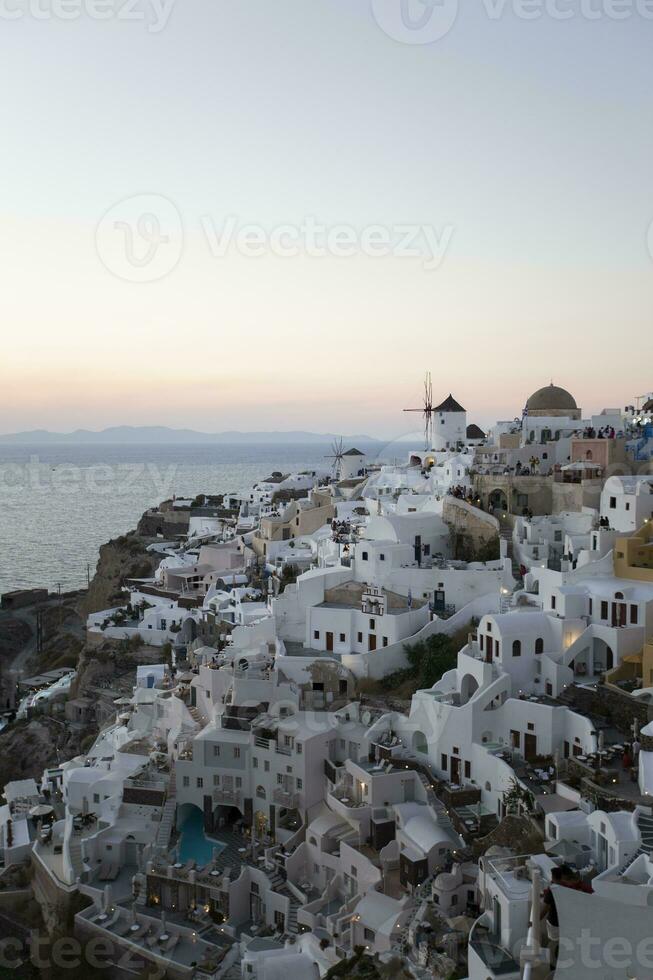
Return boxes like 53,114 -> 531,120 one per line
526,383 -> 578,414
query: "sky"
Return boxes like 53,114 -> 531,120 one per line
1,0 -> 652,438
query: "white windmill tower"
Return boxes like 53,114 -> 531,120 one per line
325,436 -> 346,480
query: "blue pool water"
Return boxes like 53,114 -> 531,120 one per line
178,807 -> 226,866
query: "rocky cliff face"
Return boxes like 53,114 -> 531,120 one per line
78,529 -> 158,617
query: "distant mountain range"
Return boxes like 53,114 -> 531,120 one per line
0,426 -> 380,446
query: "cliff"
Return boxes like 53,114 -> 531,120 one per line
78,529 -> 158,617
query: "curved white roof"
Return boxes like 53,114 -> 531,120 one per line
403,814 -> 452,854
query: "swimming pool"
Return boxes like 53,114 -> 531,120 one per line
178,807 -> 226,866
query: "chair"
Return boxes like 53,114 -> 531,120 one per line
163,934 -> 180,954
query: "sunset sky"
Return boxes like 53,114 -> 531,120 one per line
1,0 -> 652,438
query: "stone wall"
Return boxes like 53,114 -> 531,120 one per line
473,474 -> 555,516
442,498 -> 499,556
564,682 -> 651,733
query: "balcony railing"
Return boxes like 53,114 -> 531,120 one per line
213,787 -> 242,806
273,788 -> 299,808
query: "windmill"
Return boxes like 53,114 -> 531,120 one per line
325,436 -> 345,478
404,372 -> 435,451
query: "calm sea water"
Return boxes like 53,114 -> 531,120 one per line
0,443 -> 352,594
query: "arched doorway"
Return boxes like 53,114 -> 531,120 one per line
460,674 -> 479,705
412,730 -> 428,754
489,489 -> 508,513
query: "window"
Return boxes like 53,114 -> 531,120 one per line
512,640 -> 521,657
551,595 -> 556,610
588,599 -> 593,615
313,630 -> 319,640
601,601 -> 608,620
535,637 -> 544,654
363,928 -> 375,942
357,632 -> 363,643
233,747 -> 240,759
631,605 -> 638,624
264,761 -> 270,772
253,757 -> 258,768
369,618 -> 376,630
527,723 -> 534,732
213,745 -> 220,757
441,753 -> 448,771
277,773 -> 284,784
213,774 -> 219,785
382,637 -> 388,647
256,786 -> 266,799
362,551 -> 368,561
609,496 -> 617,509
479,634 -> 484,651
296,743 -> 302,755
183,776 -> 189,788
379,553 -> 385,561
235,777 -> 242,788
297,778 -> 303,789
197,777 -> 203,788
339,633 -> 346,642
93,793 -> 100,803
464,761 -> 471,779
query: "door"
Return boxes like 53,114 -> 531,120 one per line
511,730 -> 520,750
486,637 -> 493,663
524,733 -> 537,762
368,633 -> 377,651
492,897 -> 502,941
450,757 -> 461,785
326,632 -> 334,652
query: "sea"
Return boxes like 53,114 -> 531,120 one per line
0,443 -> 382,595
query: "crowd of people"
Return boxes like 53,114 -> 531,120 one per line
578,425 -> 618,439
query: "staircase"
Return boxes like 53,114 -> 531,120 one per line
188,705 -> 202,725
499,517 -> 524,585
156,767 -> 177,847
637,810 -> 653,854
617,847 -> 643,876
68,834 -> 85,883
266,870 -> 284,891
415,771 -> 456,836
286,897 -> 299,934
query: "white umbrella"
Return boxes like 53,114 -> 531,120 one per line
29,804 -> 54,818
